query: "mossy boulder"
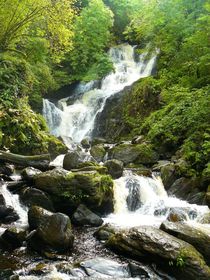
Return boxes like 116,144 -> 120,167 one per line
106,226 -> 210,280
90,144 -> 106,162
108,143 -> 158,165
160,162 -> 177,190
34,167 -> 114,214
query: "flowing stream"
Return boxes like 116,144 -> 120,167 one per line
1,44 -> 209,279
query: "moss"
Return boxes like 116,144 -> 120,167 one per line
0,98 -> 66,155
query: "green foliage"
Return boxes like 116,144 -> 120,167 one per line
0,98 -> 67,155
69,0 -> 114,80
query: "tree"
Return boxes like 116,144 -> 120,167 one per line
0,0 -> 75,62
69,0 -> 114,80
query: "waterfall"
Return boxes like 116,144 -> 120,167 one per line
43,44 -> 157,144
104,171 -> 210,228
0,183 -> 28,232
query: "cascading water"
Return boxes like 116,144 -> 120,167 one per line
43,44 -> 157,144
104,170 -> 210,230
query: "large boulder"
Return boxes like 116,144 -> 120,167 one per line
90,145 -> 106,163
27,206 -> 74,253
108,143 -> 158,165
107,226 -> 210,280
19,187 -> 54,211
160,221 -> 210,264
34,167 -> 113,215
104,159 -> 124,179
72,204 -> 103,226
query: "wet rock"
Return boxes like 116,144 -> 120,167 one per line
72,204 -> 103,226
0,269 -> 14,280
104,159 -> 124,179
107,226 -> 210,280
94,224 -> 117,241
152,160 -> 171,171
80,257 -> 131,278
168,177 -> 201,202
108,143 -> 158,165
129,263 -> 150,278
35,167 -> 114,215
188,191 -> 206,205
27,206 -> 74,253
81,138 -> 91,149
197,212 -> 210,224
90,144 -> 106,162
160,163 -> 177,190
0,163 -> 14,176
160,221 -> 210,264
0,205 -> 19,224
21,167 -> 42,182
6,181 -> 27,192
126,178 -> 142,211
0,194 -> 6,205
28,205 -> 52,230
63,151 -> 84,170
166,208 -> 188,222
71,162 -> 107,175
0,227 -> 26,250
20,187 -> 54,211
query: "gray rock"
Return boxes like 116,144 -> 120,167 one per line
80,257 -> 131,278
81,138 -> 91,149
72,204 -> 103,226
160,221 -> 210,264
104,159 -> 124,179
107,226 -> 210,280
160,163 -> 177,190
63,151 -> 83,170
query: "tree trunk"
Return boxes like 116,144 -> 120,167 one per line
0,151 -> 50,170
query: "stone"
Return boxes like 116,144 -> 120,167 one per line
104,159 -> 124,179
108,143 -> 158,165
72,204 -> 103,226
94,224 -> 117,241
166,208 -> 188,222
21,167 -> 42,182
34,168 -> 114,215
90,144 -> 106,163
20,187 -> 54,211
160,221 -> 210,264
0,227 -> 26,250
197,212 -> 210,224
27,206 -> 74,253
80,257 -> 131,278
63,151 -> 83,170
106,226 -> 210,280
0,194 -> 5,205
0,164 -> 14,176
81,138 -> 91,149
0,205 -> 19,224
131,135 -> 145,144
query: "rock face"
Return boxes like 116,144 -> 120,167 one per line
34,167 -> 114,215
104,159 -> 124,179
27,206 -> 74,253
108,143 -> 158,165
160,221 -> 210,264
72,204 -> 103,226
106,226 -> 210,280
